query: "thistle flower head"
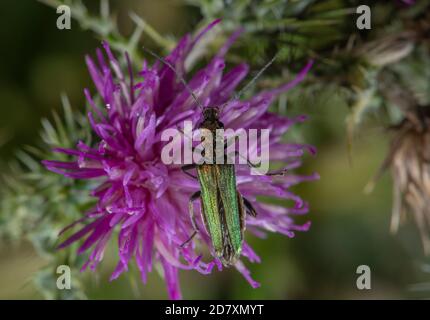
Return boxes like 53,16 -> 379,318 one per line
367,80 -> 430,255
43,20 -> 317,299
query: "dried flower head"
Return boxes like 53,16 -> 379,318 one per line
367,79 -> 430,255
387,108 -> 430,254
43,20 -> 317,299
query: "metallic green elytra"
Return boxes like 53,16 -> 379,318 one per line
182,107 -> 257,266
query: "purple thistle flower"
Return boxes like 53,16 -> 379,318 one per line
43,20 -> 318,299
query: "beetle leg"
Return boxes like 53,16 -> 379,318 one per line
180,191 -> 201,248
181,164 -> 197,179
243,196 -> 258,217
225,149 -> 256,169
237,192 -> 246,235
226,150 -> 288,177
264,169 -> 288,176
177,125 -> 208,162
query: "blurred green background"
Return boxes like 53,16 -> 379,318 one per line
0,0 -> 429,299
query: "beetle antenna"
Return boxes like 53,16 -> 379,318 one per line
220,53 -> 278,112
142,46 -> 205,110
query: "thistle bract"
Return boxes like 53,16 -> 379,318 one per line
43,20 -> 317,299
